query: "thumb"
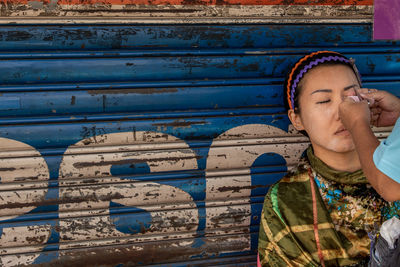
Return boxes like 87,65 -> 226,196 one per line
339,97 -> 353,113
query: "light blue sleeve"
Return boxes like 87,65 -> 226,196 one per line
373,117 -> 400,184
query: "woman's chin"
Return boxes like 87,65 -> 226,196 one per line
319,138 -> 356,154
310,135 -> 356,154
331,142 -> 356,153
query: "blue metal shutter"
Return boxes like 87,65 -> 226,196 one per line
0,23 -> 399,266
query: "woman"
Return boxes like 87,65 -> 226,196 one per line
258,51 -> 400,266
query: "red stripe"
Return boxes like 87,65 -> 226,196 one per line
0,0 -> 373,5
308,168 -> 326,267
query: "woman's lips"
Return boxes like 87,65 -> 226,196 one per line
335,127 -> 350,135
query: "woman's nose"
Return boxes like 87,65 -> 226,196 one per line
335,96 -> 343,121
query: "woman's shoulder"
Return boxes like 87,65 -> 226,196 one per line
261,161 -> 317,233
264,160 -> 312,204
276,159 -> 310,186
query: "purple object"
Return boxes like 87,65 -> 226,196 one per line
290,55 -> 350,110
374,0 -> 400,40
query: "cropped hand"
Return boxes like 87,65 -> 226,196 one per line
339,97 -> 371,132
359,89 -> 400,127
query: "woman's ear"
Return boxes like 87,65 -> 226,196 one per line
288,109 -> 305,131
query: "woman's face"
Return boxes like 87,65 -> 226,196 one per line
289,64 -> 360,155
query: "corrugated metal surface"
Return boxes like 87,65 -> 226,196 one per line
0,21 -> 399,266
0,0 -> 373,24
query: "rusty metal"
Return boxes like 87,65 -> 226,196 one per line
0,9 -> 399,266
0,0 -> 373,23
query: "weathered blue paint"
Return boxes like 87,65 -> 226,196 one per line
0,114 -> 288,146
0,81 -> 398,118
0,54 -> 399,85
0,24 -> 395,50
0,84 -> 282,116
0,97 -> 20,110
0,23 -> 399,266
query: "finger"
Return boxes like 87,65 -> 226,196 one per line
370,113 -> 380,126
359,93 -> 377,106
370,109 -> 381,116
371,113 -> 379,122
369,101 -> 379,108
371,120 -> 379,127
358,88 -> 377,95
370,107 -> 381,114
368,98 -> 375,106
360,90 -> 385,102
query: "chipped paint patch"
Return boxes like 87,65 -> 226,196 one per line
0,4 -> 372,24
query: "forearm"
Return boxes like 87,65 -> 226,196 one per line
350,122 -> 400,201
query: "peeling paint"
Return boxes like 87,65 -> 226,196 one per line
0,2 -> 373,23
152,120 -> 207,128
0,17 -> 397,267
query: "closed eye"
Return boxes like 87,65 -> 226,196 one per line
317,100 -> 331,104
